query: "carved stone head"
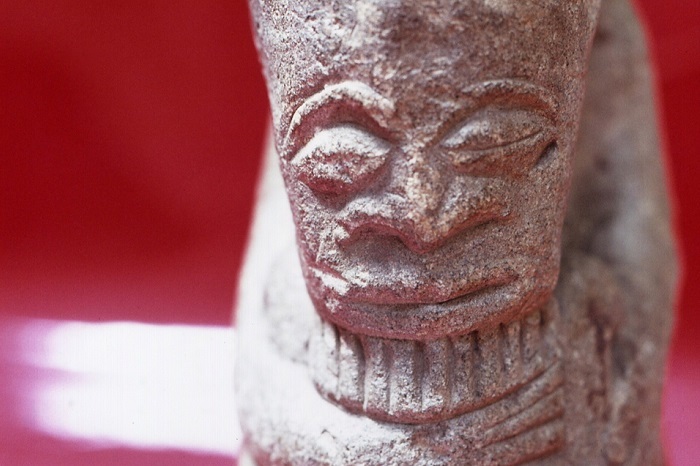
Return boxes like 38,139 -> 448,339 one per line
251,0 -> 601,343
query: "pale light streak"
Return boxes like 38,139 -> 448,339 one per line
18,319 -> 240,456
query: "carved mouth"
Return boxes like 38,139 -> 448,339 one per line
309,268 -> 537,340
342,271 -> 516,307
308,301 -> 562,425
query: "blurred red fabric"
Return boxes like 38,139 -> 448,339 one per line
0,1 -> 697,464
0,1 -> 267,325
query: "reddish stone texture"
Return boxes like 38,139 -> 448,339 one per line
237,1 -> 677,464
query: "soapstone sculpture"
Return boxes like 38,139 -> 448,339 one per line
235,0 -> 677,464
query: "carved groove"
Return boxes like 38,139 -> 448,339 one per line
481,389 -> 565,448
535,141 -> 559,169
481,419 -> 565,466
479,363 -> 564,432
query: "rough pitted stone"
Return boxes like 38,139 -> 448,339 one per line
235,0 -> 677,464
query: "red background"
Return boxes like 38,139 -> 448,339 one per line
0,1 -> 697,464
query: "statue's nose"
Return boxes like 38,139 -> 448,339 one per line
402,155 -> 445,216
395,155 -> 450,253
337,153 -> 505,255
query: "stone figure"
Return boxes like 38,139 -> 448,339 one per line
235,0 -> 677,464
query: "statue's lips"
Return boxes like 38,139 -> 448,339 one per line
341,271 -> 515,306
309,251 -> 520,303
310,267 -> 535,340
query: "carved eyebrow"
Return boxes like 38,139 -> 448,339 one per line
430,79 -> 558,147
460,79 -> 558,120
282,81 -> 395,159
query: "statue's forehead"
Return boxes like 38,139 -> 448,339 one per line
254,0 -> 574,37
252,0 -> 598,135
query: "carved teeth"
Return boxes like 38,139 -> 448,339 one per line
310,307 -> 559,424
503,319 -> 524,380
522,310 -> 542,365
388,340 -> 422,417
338,330 -> 364,409
362,336 -> 390,417
450,332 -> 476,409
476,325 -> 504,399
422,339 -> 451,416
309,318 -> 340,400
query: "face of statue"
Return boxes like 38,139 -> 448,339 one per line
251,0 -> 601,340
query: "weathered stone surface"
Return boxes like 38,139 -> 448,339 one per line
236,0 -> 677,464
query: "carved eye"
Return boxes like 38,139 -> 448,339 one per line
291,125 -> 391,195
441,108 -> 555,177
